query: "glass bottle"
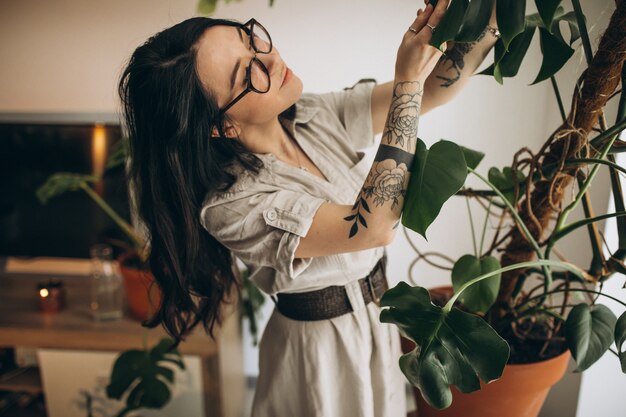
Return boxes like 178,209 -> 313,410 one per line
89,243 -> 125,320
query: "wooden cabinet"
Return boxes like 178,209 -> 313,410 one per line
0,271 -> 245,417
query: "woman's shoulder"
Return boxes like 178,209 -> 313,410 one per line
201,158 -> 275,207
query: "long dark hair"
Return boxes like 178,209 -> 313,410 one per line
117,16 -> 264,347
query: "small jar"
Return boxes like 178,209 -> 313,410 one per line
89,243 -> 125,320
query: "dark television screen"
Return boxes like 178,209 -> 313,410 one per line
0,115 -> 133,259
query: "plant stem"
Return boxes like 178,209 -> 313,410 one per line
444,259 -> 585,313
465,196 -> 478,257
518,287 -> 626,311
80,183 -> 145,252
468,167 -> 554,290
550,75 -> 567,122
589,116 -> 626,149
479,198 -> 493,256
553,130 -> 620,235
571,0 -> 594,66
564,158 -> 626,176
468,168 -> 542,258
553,211 -> 626,242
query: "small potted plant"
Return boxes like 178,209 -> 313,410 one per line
35,136 -> 266,339
380,1 -> 626,416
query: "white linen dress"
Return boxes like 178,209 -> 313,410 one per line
199,79 -> 407,417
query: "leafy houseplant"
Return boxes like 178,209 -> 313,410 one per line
35,134 -> 266,341
378,0 -> 626,413
79,337 -> 185,417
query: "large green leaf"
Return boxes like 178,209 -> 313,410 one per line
456,0 -> 495,42
496,0 -> 527,50
402,139 -> 468,239
451,255 -> 501,313
535,0 -> 562,30
106,338 -> 185,410
430,0 -> 469,49
615,311 -> 626,373
565,303 -> 617,372
488,166 -> 526,203
380,282 -> 510,409
531,27 -> 574,85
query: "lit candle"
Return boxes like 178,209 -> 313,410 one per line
37,280 -> 66,313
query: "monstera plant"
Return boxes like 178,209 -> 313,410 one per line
380,0 -> 626,411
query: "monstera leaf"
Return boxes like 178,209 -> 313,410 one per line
451,255 -> 501,313
479,5 -> 580,84
380,282 -> 510,409
565,303 -> 617,372
106,338 -> 185,410
402,139 -> 468,239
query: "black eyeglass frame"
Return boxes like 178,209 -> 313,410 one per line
218,19 -> 273,116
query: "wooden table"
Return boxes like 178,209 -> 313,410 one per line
0,271 -> 245,417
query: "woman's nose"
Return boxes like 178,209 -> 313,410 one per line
258,50 -> 281,77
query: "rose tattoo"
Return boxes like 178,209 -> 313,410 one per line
383,82 -> 421,148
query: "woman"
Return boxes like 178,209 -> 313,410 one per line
118,0 -> 499,415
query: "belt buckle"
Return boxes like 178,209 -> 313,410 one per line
367,265 -> 382,307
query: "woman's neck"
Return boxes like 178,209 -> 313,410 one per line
238,117 -> 296,159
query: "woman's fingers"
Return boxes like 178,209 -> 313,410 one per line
407,3 -> 434,35
426,0 -> 450,28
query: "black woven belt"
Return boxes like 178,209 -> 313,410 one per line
274,254 -> 388,321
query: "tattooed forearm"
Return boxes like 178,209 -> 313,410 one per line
382,82 -> 422,149
344,81 -> 422,239
436,28 -> 488,87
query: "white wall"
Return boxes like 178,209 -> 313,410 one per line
1,0 -> 620,414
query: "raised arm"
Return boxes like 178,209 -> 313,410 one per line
371,1 -> 499,134
295,1 -> 449,258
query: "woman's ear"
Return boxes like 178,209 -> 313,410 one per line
211,123 -> 239,139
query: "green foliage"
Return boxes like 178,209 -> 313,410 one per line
380,282 -> 510,409
35,173 -> 99,204
487,166 -> 526,204
196,0 -> 273,15
106,338 -> 185,417
479,4 -> 581,84
451,255 -> 501,313
496,0 -> 526,50
565,304 -> 617,372
402,139 -> 468,239
531,26 -> 574,85
459,145 -> 485,170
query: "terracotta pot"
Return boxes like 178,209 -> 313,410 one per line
117,251 -> 162,322
401,285 -> 570,417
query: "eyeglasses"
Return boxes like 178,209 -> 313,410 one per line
219,19 -> 273,115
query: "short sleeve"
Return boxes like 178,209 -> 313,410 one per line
199,189 -> 328,279
317,78 -> 377,150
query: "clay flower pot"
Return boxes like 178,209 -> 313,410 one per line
401,285 -> 570,417
117,251 -> 162,322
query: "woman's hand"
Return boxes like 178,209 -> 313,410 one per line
394,0 -> 450,83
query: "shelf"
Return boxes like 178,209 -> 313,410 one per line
0,367 -> 42,394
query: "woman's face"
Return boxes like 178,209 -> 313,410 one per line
195,23 -> 303,130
